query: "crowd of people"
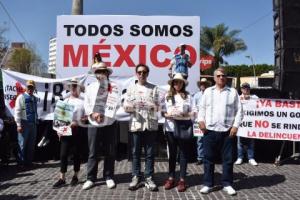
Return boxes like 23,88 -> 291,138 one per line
0,44 -> 261,196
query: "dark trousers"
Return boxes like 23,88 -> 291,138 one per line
131,130 -> 157,178
87,123 -> 117,182
59,127 -> 81,173
203,129 -> 234,187
165,131 -> 189,179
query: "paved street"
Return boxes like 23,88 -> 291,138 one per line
0,159 -> 300,200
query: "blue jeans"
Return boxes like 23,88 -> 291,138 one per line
203,130 -> 234,187
18,121 -> 37,165
237,137 -> 255,159
165,131 -> 189,179
197,136 -> 204,161
131,130 -> 157,178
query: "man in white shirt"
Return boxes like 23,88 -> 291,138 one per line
198,67 -> 243,196
82,62 -> 120,190
234,82 -> 258,166
14,80 -> 38,166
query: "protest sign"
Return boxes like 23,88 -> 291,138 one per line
238,98 -> 300,141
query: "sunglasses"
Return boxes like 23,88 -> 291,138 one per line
173,80 -> 183,84
137,71 -> 148,75
95,70 -> 108,74
216,74 -> 226,78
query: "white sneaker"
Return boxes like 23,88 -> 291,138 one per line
234,158 -> 243,165
106,179 -> 116,189
37,137 -> 46,147
223,186 -> 237,196
82,180 -> 94,190
200,186 -> 212,194
249,159 -> 258,166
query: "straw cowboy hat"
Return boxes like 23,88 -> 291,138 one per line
91,62 -> 113,75
67,78 -> 85,92
168,73 -> 189,86
197,77 -> 210,88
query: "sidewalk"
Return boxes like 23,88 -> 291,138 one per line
0,159 -> 300,200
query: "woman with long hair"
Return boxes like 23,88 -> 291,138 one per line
162,73 -> 193,192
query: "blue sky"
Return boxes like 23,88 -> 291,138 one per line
0,0 -> 274,67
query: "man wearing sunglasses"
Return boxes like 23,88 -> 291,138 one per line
198,67 -> 243,196
124,63 -> 160,192
14,80 -> 38,167
82,61 -> 119,190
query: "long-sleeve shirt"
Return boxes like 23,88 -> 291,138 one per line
84,80 -> 120,127
192,90 -> 204,122
162,93 -> 192,132
198,85 -> 243,132
124,82 -> 160,132
14,92 -> 38,127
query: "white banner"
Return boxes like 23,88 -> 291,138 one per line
1,69 -> 168,122
56,15 -> 200,94
2,69 -> 86,120
237,98 -> 300,141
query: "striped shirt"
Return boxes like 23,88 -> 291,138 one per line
198,85 -> 243,132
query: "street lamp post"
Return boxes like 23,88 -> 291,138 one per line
245,55 -> 257,87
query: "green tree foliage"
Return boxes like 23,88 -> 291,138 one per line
225,64 -> 273,77
201,23 -> 247,72
0,27 -> 9,63
9,46 -> 47,76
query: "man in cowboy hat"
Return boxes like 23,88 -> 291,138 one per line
14,80 -> 38,166
82,61 -> 119,190
168,43 -> 192,79
192,78 -> 210,165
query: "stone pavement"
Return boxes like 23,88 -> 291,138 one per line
0,159 -> 300,200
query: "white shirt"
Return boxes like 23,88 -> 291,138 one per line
192,91 -> 204,122
84,80 -> 120,127
162,93 -> 192,132
198,85 -> 243,132
240,94 -> 258,103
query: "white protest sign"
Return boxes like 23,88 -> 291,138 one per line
193,122 -> 203,137
56,15 -> 200,94
238,98 -> 300,141
53,100 -> 75,136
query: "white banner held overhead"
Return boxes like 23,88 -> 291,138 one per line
237,98 -> 300,141
2,69 -> 86,120
56,15 -> 200,93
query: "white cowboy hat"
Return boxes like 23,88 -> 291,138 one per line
67,78 -> 85,91
168,73 -> 188,86
91,62 -> 113,75
197,77 -> 210,88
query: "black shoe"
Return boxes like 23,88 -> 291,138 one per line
70,176 -> 78,186
196,160 -> 203,165
53,179 -> 66,188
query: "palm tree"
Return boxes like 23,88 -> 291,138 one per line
201,23 -> 247,72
